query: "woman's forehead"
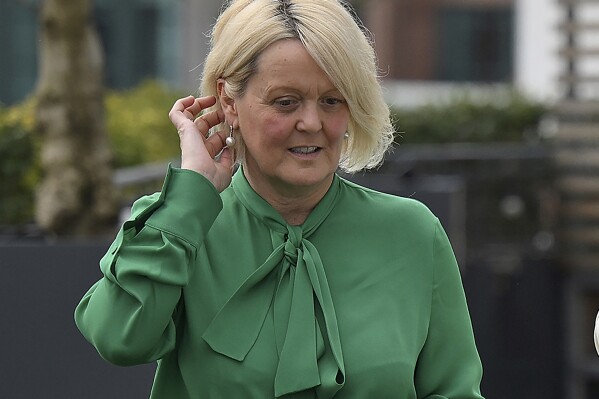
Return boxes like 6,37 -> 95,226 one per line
250,40 -> 338,94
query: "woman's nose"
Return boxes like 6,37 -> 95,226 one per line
296,103 -> 322,133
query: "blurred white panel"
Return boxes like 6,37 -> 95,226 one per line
515,0 -> 562,102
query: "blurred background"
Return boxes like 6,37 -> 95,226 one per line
0,0 -> 598,397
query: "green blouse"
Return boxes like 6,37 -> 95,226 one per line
75,166 -> 484,399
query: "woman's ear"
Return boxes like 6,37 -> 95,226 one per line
217,79 -> 238,127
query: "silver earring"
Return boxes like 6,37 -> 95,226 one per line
225,125 -> 236,147
344,132 -> 349,139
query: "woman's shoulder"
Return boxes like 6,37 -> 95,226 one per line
338,176 -> 437,222
333,177 -> 442,253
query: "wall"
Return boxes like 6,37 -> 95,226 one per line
0,241 -> 155,398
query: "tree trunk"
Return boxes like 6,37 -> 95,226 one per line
35,0 -> 117,236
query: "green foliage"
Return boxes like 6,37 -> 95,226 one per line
106,80 -> 185,167
392,92 -> 547,144
0,80 -> 186,226
0,98 -> 38,225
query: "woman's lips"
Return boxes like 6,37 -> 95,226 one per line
289,146 -> 319,154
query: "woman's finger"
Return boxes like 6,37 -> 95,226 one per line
184,96 -> 217,119
204,129 -> 229,159
169,96 -> 217,130
194,109 -> 225,135
169,96 -> 195,128
217,147 -> 234,170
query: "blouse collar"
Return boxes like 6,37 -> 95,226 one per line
202,167 -> 345,398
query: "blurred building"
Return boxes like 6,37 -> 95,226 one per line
361,0 -> 562,107
365,0 -> 514,82
0,0 -> 222,106
0,0 -> 562,106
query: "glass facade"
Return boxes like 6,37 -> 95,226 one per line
94,0 -> 181,90
0,0 -> 515,106
0,1 -> 38,105
0,0 -> 180,106
437,7 -> 514,82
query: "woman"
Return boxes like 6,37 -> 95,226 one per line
75,0 -> 484,398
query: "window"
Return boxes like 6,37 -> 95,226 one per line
0,3 -> 38,105
437,7 -> 514,82
94,3 -> 159,89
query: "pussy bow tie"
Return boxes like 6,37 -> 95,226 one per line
202,170 -> 345,398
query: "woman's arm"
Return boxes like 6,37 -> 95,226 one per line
414,220 -> 485,399
74,167 -> 222,366
75,95 -> 236,366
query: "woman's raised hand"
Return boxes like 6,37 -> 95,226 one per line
169,96 -> 234,192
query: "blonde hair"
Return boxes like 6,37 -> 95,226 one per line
200,0 -> 394,173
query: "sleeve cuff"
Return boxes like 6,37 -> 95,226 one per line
144,165 -> 223,247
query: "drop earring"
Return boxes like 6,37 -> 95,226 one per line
226,125 -> 236,147
344,132 -> 349,139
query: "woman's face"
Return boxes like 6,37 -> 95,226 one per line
227,39 -> 350,199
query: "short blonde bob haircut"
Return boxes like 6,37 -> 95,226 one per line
201,0 -> 394,173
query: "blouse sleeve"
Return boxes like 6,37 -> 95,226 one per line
74,166 -> 222,366
414,219 -> 485,398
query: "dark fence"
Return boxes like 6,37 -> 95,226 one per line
0,242 -> 155,398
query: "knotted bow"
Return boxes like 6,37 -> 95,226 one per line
202,170 -> 345,398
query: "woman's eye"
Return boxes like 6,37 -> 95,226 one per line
322,97 -> 345,106
274,98 -> 297,108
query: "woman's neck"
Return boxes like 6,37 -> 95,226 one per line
268,193 -> 321,226
243,169 -> 333,226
